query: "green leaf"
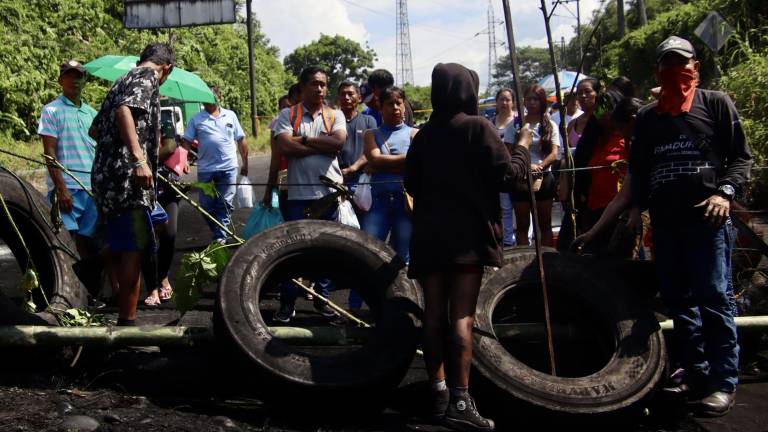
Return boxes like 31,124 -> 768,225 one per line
57,308 -> 106,327
172,264 -> 201,317
205,243 -> 232,275
18,268 -> 39,293
192,181 -> 218,198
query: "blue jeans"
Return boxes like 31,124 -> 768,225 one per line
279,199 -> 338,308
362,191 -> 412,261
500,192 -> 515,246
653,219 -> 739,393
198,169 -> 238,241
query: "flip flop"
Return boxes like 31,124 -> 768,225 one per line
144,291 -> 161,307
159,285 -> 173,302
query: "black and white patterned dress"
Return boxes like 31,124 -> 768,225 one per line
91,67 -> 160,217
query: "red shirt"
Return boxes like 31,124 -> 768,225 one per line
587,133 -> 628,210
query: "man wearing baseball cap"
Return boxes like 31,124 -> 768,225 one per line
630,36 -> 752,416
38,60 -> 100,258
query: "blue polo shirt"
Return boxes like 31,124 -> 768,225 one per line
37,96 -> 97,192
183,107 -> 245,173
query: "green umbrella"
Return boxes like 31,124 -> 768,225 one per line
84,55 -> 215,104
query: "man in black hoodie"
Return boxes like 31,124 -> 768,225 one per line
405,63 -> 532,431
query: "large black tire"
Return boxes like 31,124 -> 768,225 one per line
217,220 -> 422,401
473,248 -> 666,414
0,169 -> 85,325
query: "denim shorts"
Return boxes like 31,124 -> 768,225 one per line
106,203 -> 166,252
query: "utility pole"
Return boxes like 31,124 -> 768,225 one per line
487,0 -> 499,93
501,0 -> 557,377
245,0 -> 258,137
637,0 -> 648,26
561,36 -> 566,65
395,0 -> 415,86
553,0 -> 582,69
617,0 -> 626,38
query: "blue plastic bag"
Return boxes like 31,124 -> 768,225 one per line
243,190 -> 284,239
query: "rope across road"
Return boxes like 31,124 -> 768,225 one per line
3,147 -> 765,189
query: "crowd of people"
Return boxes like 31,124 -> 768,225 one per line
38,34 -> 752,429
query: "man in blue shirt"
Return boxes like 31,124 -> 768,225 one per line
360,69 -> 415,127
38,60 -> 99,257
183,86 -> 248,243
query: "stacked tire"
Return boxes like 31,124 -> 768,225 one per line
216,220 -> 423,411
474,247 -> 666,413
0,170 -> 85,325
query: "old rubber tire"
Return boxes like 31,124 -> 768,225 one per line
217,220 -> 422,396
0,169 -> 85,325
474,248 -> 666,414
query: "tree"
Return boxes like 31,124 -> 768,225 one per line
283,34 -> 376,100
492,46 -> 571,92
0,0 -> 289,139
402,84 -> 431,124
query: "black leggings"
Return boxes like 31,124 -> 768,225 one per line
156,199 -> 179,283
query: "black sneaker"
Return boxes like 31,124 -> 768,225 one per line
330,315 -> 349,327
273,304 -> 295,323
314,300 -> 337,318
443,392 -> 495,432
430,388 -> 450,421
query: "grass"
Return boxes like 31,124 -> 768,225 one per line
246,119 -> 273,154
0,137 -> 46,173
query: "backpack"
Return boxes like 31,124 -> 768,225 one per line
289,104 -> 336,136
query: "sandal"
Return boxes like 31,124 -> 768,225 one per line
159,285 -> 173,302
144,289 -> 161,307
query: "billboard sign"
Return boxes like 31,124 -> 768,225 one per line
124,0 -> 237,29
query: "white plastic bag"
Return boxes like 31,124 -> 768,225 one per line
336,198 -> 360,229
352,173 -> 372,211
352,173 -> 372,212
236,175 -> 254,208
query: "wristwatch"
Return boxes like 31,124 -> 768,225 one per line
717,184 -> 736,201
301,135 -> 308,146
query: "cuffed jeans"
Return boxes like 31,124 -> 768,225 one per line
198,168 -> 238,241
653,219 -> 739,393
279,199 -> 338,308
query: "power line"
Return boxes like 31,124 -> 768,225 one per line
339,0 -> 471,39
411,28 -> 486,70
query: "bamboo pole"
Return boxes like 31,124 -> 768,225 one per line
3,318 -> 768,347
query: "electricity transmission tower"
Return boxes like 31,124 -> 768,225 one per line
487,0 -> 499,93
396,0 -> 414,86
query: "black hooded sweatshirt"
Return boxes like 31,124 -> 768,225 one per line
404,63 -> 531,278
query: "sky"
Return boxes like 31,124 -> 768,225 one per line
251,0 -> 605,88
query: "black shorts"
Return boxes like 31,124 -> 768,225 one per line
511,171 -> 556,201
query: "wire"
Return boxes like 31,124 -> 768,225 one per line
338,0 -> 474,40
412,28 -> 487,70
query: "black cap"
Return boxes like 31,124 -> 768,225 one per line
656,36 -> 696,63
59,60 -> 85,77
